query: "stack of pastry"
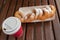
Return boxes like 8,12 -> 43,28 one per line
14,5 -> 56,23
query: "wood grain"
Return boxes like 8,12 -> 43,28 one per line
6,0 -> 17,18
49,0 -> 60,40
26,23 -> 34,40
0,32 -> 7,40
0,0 -> 11,40
0,0 -> 4,10
0,0 -> 7,13
23,0 -> 29,7
35,0 -> 41,5
0,0 -> 11,25
15,0 -> 23,11
54,0 -> 60,20
34,23 -> 45,40
41,0 -> 47,5
28,0 -> 35,6
44,22 -> 54,40
8,36 -> 15,40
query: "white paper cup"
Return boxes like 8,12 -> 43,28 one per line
2,17 -> 23,37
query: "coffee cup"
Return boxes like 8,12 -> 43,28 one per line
2,17 -> 23,37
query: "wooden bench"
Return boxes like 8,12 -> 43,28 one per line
0,0 -> 60,40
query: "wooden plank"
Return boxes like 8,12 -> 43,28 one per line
49,0 -> 60,40
44,22 -> 54,40
23,0 -> 29,7
0,0 -> 11,25
16,0 -> 27,40
8,36 -> 15,40
28,0 -> 35,6
0,0 -> 7,36
41,0 -> 54,40
15,0 -> 22,11
0,32 -> 7,40
0,0 -> 11,40
6,0 -> 17,18
0,0 -> 4,9
0,0 -> 3,11
35,0 -> 41,5
0,0 -> 8,13
54,0 -> 60,20
41,0 -> 47,5
0,26 -> 2,35
34,23 -> 45,40
26,23 -> 34,40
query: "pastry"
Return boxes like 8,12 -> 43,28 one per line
14,11 -> 25,22
24,13 -> 35,22
33,8 -> 43,19
34,5 -> 56,20
14,8 -> 35,22
14,5 -> 56,22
